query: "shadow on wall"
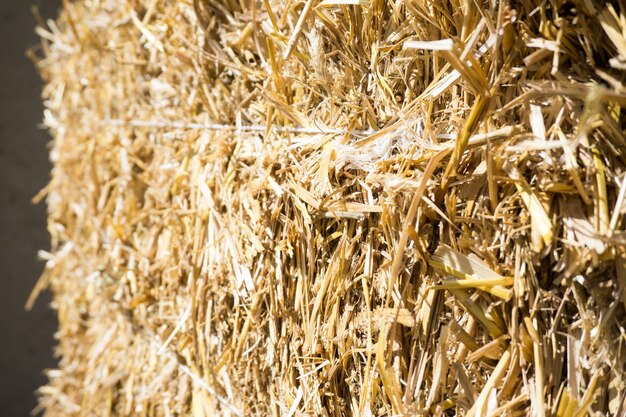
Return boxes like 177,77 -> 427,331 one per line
0,1 -> 61,416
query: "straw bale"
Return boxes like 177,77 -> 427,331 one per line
31,0 -> 626,416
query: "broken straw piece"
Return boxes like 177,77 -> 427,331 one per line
505,164 -> 554,251
430,244 -> 513,301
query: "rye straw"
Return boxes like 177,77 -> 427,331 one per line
31,0 -> 626,416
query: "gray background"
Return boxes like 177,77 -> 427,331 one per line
1,1 -> 61,416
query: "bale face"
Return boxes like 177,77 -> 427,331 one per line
34,0 -> 626,416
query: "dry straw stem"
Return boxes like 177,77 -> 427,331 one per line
30,0 -> 626,416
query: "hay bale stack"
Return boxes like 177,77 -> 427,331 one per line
33,0 -> 626,415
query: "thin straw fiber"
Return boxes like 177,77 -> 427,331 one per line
32,0 -> 626,416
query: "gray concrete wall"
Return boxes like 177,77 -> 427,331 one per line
0,1 -> 60,416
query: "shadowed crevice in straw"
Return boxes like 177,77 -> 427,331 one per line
32,0 -> 626,416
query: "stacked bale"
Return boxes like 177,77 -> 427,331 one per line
33,0 -> 626,415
